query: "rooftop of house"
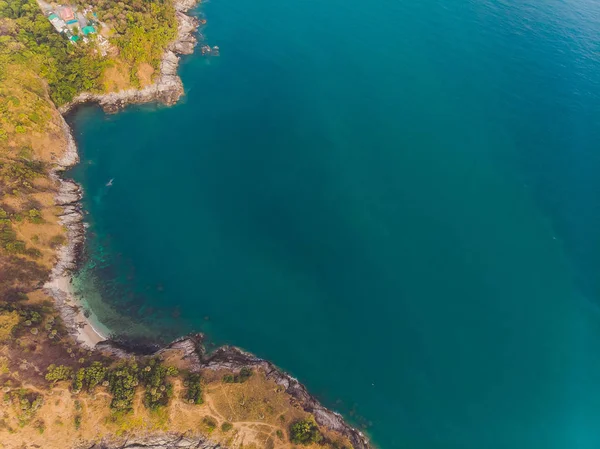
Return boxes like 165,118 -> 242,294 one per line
60,6 -> 74,21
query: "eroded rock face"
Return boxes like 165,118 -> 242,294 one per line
172,12 -> 199,54
157,334 -> 205,371
82,434 -> 221,449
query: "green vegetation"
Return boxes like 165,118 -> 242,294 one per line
139,358 -> 178,409
0,160 -> 47,259
220,421 -> 233,432
72,362 -> 107,392
48,234 -> 66,248
4,389 -> 43,427
71,0 -> 178,79
0,310 -> 20,342
289,418 -> 323,445
103,359 -> 179,412
110,2 -> 176,81
44,358 -> 179,412
184,372 -> 203,404
0,159 -> 45,192
202,415 -> 217,433
45,364 -> 73,383
222,367 -> 253,384
0,0 -> 107,106
0,0 -> 178,113
27,208 -> 43,224
107,363 -> 140,412
82,361 -> 108,391
0,304 -> 53,343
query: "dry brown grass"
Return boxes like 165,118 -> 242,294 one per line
137,63 -> 155,87
102,61 -> 132,92
0,312 -> 19,342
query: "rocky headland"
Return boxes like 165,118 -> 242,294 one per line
59,0 -> 200,115
95,336 -> 372,449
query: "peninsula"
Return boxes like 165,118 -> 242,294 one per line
0,0 -> 371,447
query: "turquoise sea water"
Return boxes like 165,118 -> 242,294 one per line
68,0 -> 600,447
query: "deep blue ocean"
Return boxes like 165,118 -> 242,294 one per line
68,0 -> 600,447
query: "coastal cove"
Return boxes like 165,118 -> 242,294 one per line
43,0 -> 203,349
64,0 -> 600,448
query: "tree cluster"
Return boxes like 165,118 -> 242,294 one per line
44,358 -> 180,412
289,418 -> 323,445
184,372 -> 203,404
0,0 -> 107,105
138,358 -> 178,409
222,367 -> 253,384
72,361 -> 108,392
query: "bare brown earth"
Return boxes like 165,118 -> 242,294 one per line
137,62 -> 156,88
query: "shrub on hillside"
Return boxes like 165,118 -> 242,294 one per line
45,364 -> 73,383
107,363 -> 140,411
184,372 -> 203,404
222,367 -> 253,384
289,418 -> 323,445
138,358 -> 178,409
202,415 -> 217,433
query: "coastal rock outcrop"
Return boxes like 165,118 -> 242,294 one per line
95,336 -> 372,449
81,433 -> 221,449
60,0 -> 200,115
203,345 -> 371,449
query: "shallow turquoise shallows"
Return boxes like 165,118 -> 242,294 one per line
68,0 -> 600,447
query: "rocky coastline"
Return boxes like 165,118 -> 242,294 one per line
95,336 -> 372,449
205,345 -> 371,449
45,0 -> 203,346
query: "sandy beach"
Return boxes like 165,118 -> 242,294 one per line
44,274 -> 106,348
